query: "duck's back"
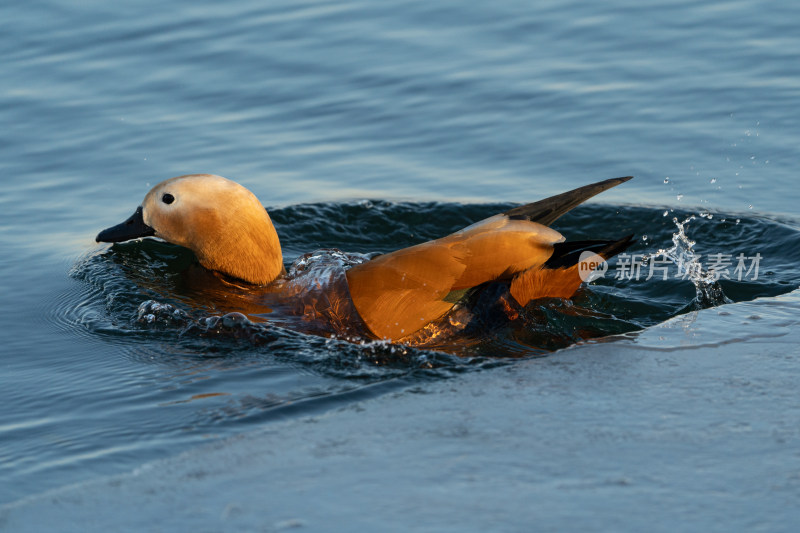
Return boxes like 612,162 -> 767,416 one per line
345,216 -> 565,341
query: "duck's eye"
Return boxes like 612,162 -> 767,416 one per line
162,193 -> 175,205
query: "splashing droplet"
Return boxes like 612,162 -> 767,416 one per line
663,177 -> 670,184
652,217 -> 731,309
642,235 -> 648,241
676,194 -> 684,201
710,178 -> 717,184
663,210 -> 669,217
748,205 -> 753,209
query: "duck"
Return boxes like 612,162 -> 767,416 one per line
97,174 -> 634,342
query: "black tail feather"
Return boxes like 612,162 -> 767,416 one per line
504,176 -> 632,226
544,234 -> 636,269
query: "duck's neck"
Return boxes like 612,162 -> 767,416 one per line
193,208 -> 284,286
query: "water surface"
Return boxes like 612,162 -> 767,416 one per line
1,0 -> 799,517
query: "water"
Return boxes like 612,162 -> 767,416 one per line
2,0 -> 800,524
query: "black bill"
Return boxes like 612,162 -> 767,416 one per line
96,206 -> 156,243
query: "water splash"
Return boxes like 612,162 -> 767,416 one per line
134,299 -> 478,370
645,216 -> 732,308
138,300 -> 190,327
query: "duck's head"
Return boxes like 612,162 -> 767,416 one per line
97,174 -> 284,285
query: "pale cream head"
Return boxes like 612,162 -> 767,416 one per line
140,174 -> 284,285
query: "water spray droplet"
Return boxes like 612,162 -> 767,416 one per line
663,177 -> 670,184
710,178 -> 717,184
642,235 -> 648,241
663,210 -> 669,217
748,205 -> 753,209
653,216 -> 731,308
676,194 -> 684,201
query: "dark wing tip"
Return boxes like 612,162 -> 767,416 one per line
544,233 -> 636,269
503,176 -> 633,226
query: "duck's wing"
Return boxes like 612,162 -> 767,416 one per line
346,216 -> 564,340
345,177 -> 634,341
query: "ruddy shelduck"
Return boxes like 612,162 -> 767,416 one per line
97,175 -> 634,341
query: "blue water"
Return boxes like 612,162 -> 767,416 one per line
2,0 -> 799,520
